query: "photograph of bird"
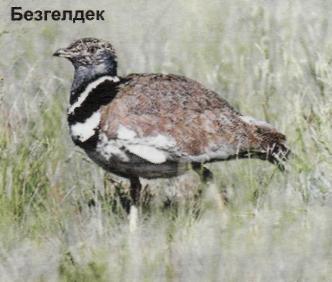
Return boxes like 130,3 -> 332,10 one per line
54,37 -> 290,209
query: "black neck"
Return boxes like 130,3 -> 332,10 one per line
70,60 -> 117,102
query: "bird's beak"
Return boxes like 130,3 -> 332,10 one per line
53,48 -> 71,58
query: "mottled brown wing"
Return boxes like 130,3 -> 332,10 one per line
99,73 -> 260,161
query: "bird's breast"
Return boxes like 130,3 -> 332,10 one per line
67,75 -> 121,149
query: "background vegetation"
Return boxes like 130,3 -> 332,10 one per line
0,0 -> 331,281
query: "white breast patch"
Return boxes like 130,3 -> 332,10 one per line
70,111 -> 101,142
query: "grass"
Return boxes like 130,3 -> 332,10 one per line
0,0 -> 332,280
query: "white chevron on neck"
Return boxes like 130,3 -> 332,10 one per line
68,75 -> 119,115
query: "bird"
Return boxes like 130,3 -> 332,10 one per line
53,37 -> 290,210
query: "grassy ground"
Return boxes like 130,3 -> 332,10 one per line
0,0 -> 332,281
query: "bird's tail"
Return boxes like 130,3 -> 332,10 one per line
263,139 -> 290,171
241,117 -> 291,171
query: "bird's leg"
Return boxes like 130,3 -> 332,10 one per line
130,177 -> 142,206
129,177 -> 141,231
190,164 -> 212,216
192,163 -> 214,183
192,163 -> 229,206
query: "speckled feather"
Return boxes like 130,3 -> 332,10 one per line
99,73 -> 286,160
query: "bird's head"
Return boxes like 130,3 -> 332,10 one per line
53,38 -> 117,75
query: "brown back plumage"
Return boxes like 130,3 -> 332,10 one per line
99,73 -> 289,167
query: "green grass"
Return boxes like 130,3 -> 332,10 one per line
0,0 -> 332,281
